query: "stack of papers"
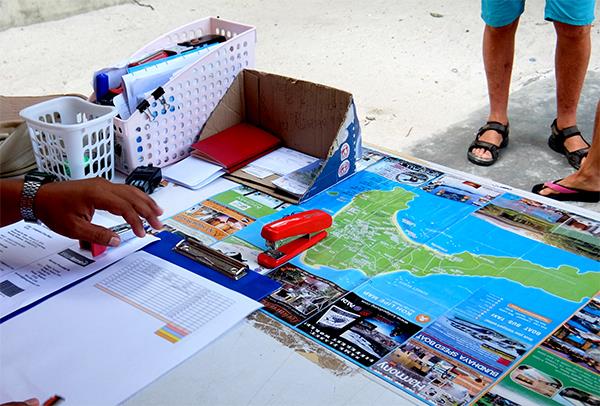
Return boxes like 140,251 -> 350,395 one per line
162,156 -> 225,189
240,146 -> 322,196
272,159 -> 323,196
242,147 -> 319,179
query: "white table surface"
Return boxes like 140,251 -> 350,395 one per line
125,312 -> 424,406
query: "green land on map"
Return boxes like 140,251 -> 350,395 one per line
302,187 -> 599,302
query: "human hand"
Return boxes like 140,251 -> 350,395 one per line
35,178 -> 163,246
0,399 -> 39,406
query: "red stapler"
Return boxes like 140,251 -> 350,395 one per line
257,209 -> 332,269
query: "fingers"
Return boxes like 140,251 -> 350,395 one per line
129,187 -> 163,216
1,398 -> 40,406
131,201 -> 163,231
72,219 -> 121,247
95,199 -> 146,238
94,184 -> 163,233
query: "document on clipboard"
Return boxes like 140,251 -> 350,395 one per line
0,219 -> 157,322
0,251 -> 262,405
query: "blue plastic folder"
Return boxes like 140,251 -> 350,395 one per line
143,231 -> 280,301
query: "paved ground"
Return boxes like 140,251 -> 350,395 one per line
1,0 -> 598,211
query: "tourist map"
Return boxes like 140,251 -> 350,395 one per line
166,151 -> 600,406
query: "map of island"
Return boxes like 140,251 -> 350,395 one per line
302,187 -> 600,302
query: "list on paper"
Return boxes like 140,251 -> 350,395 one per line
0,221 -> 157,320
0,251 -> 262,405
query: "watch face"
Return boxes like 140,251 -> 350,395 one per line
25,171 -> 57,184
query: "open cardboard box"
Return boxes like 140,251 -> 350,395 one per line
198,69 -> 362,203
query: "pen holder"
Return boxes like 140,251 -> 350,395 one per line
113,17 -> 256,174
19,96 -> 117,180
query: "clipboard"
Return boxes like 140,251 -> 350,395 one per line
143,231 -> 280,301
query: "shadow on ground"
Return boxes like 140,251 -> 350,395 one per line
410,71 -> 600,212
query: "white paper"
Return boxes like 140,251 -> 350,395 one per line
0,221 -> 158,320
0,251 -> 261,405
123,47 -> 212,114
112,93 -> 131,120
272,160 -> 323,197
162,156 -> 225,189
241,165 -> 274,179
247,147 -> 318,176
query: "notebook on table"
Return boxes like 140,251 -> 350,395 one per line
191,123 -> 281,173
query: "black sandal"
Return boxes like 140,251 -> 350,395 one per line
467,121 -> 509,166
548,119 -> 590,170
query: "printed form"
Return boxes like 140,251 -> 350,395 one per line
0,251 -> 261,405
0,220 -> 157,320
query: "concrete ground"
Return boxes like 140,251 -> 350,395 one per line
0,0 -> 598,212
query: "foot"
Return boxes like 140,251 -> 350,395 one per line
558,122 -> 590,154
470,129 -> 504,160
549,119 -> 590,169
536,171 -> 600,198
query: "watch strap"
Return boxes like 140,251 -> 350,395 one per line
20,179 -> 44,222
20,172 -> 57,223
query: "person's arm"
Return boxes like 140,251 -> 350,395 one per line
0,178 -> 163,246
0,180 -> 26,226
0,399 -> 39,406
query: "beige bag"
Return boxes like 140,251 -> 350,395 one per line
0,95 -> 86,178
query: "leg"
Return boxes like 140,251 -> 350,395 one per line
554,22 -> 592,152
537,101 -> 600,197
471,19 -> 519,160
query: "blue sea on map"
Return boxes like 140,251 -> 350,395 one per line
289,256 -> 367,291
235,170 -> 597,313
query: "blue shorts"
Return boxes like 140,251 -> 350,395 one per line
482,0 -> 596,27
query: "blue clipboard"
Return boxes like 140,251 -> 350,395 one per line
143,231 -> 280,301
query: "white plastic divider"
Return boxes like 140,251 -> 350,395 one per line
113,17 -> 256,174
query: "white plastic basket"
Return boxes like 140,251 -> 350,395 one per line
113,17 -> 256,174
19,96 -> 117,180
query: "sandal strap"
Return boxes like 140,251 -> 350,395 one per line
477,121 -> 509,138
551,119 -> 587,142
569,147 -> 590,158
559,125 -> 582,139
468,140 -> 499,159
543,180 -> 578,194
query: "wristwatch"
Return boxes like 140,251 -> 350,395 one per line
20,171 -> 58,223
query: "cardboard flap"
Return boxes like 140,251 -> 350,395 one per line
199,74 -> 246,140
243,70 -> 353,159
199,69 -> 361,203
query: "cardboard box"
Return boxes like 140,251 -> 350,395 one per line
198,69 -> 362,203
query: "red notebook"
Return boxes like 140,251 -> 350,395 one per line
191,123 -> 281,173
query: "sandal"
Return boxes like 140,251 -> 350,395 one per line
467,121 -> 509,166
532,179 -> 600,203
548,119 -> 590,170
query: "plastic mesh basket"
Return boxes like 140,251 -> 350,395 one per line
19,96 -> 117,180
113,17 -> 256,174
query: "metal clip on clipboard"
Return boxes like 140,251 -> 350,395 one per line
173,237 -> 248,280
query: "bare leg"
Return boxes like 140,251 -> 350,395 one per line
472,19 -> 519,160
554,21 -> 591,152
539,101 -> 600,196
